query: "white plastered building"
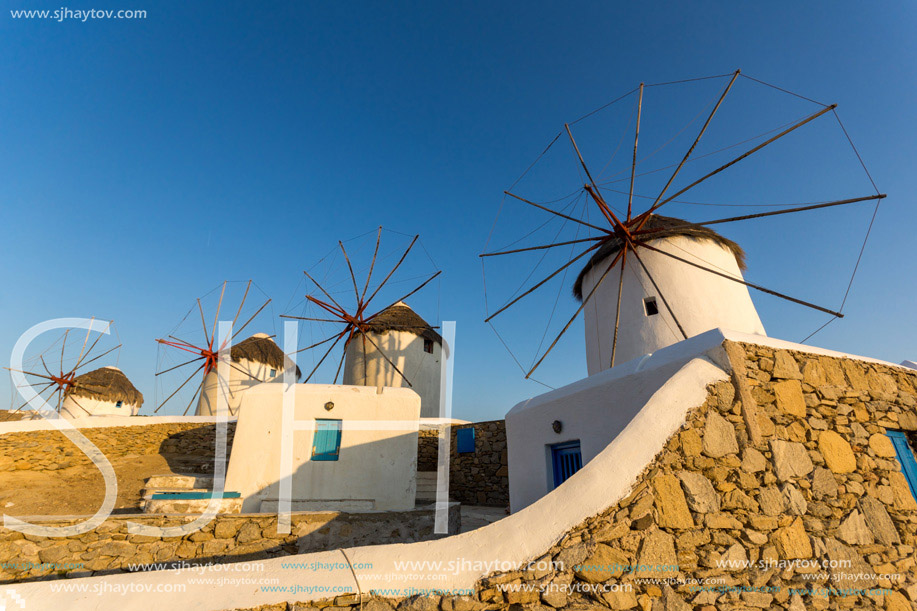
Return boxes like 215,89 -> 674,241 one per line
196,333 -> 301,416
61,366 -> 143,418
576,214 -> 766,375
342,302 -> 442,418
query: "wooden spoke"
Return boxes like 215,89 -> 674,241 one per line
480,236 -> 605,257
229,298 -> 272,343
304,330 -> 348,383
231,280 -> 252,330
290,333 -> 346,355
363,235 -> 419,308
636,104 -> 837,226
339,241 -> 361,302
565,124 -> 616,227
364,271 -> 442,324
303,271 -> 348,315
211,281 -> 227,346
12,381 -> 55,412
334,341 -> 349,385
181,379 -> 205,417
73,344 -> 122,372
361,331 -> 413,388
610,247 -> 628,367
154,362 -> 205,413
690,194 -> 886,227
60,329 -> 69,374
305,295 -> 348,319
505,191 -> 611,235
4,366 -> 54,382
197,299 -> 209,347
280,314 -> 346,324
526,249 -> 625,378
627,83 -> 645,220
40,355 -> 54,377
648,70 -> 739,213
74,320 -> 112,370
485,242 -> 603,323
361,226 -> 383,302
75,317 -> 95,372
638,242 -> 843,317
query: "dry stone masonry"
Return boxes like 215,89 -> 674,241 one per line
264,341 -> 917,611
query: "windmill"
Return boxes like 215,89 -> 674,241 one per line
282,227 -> 441,400
5,319 -> 122,416
153,280 -> 277,416
481,70 -> 884,382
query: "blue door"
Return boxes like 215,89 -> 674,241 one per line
551,440 -> 583,488
888,431 -> 917,501
312,419 -> 342,461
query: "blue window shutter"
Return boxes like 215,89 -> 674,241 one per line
551,440 -> 583,489
312,419 -> 342,461
888,431 -> 917,501
456,428 -> 475,453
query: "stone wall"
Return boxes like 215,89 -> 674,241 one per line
270,341 -> 917,611
0,422 -> 236,474
0,504 -> 460,584
417,421 -> 509,507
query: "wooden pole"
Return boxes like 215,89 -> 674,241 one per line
627,83 -> 644,221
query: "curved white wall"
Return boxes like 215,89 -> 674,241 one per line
196,358 -> 282,416
60,396 -> 140,418
343,330 -> 441,418
581,235 -> 766,375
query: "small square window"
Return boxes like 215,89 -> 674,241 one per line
312,419 -> 342,461
643,297 -> 659,316
423,339 -> 434,354
270,369 -> 277,377
115,401 -> 123,408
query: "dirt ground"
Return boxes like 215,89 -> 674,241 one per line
0,454 -> 176,516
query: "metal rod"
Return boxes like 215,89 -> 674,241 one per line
479,236 -> 604,258
484,242 -> 602,323
648,70 -> 739,213
526,249 -> 625,378
504,191 -> 611,235
639,242 -> 843,317
627,83 -> 644,220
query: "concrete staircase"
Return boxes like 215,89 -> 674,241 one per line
416,471 -> 438,502
141,474 -> 242,514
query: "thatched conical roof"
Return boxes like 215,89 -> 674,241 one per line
366,302 -> 442,344
232,333 -> 302,380
573,214 -> 747,300
66,366 -> 144,406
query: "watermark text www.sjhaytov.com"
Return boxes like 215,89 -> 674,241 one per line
10,7 -> 147,22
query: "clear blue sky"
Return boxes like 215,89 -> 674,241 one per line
1,2 -> 915,421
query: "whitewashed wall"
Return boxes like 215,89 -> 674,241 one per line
342,329 -> 441,418
225,383 -> 420,512
60,396 -> 140,418
581,235 -> 766,375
